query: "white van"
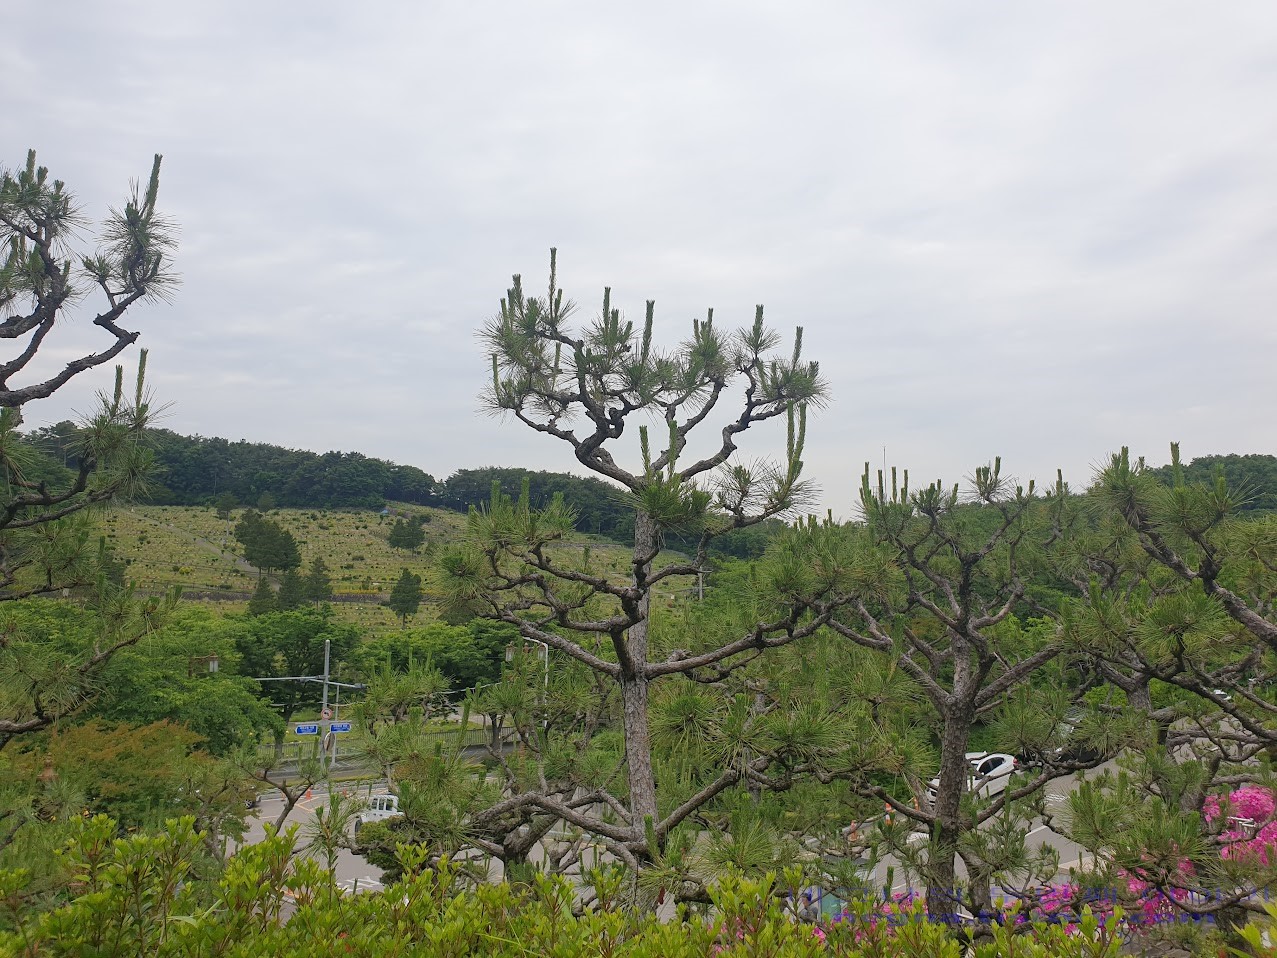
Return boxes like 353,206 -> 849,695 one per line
354,794 -> 400,834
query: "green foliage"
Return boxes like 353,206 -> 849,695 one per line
87,607 -> 280,754
213,492 -> 237,519
0,153 -> 177,730
0,583 -> 180,752
233,510 -> 301,574
140,428 -> 436,508
276,568 -> 305,611
233,610 -> 358,722
246,576 -> 276,616
387,516 -> 426,551
387,568 -> 422,626
1150,452 -> 1277,513
13,721 -> 224,828
0,816 -> 1137,956
439,465 -> 634,538
348,620 -> 510,692
302,555 -> 332,605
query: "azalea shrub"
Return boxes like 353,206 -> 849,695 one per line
1204,785 -> 1277,864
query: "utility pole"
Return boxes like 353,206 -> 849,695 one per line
251,658 -> 364,776
319,637 -> 331,775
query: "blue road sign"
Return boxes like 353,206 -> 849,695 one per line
330,722 -> 352,733
295,723 -> 319,735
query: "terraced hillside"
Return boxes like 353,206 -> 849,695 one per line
97,504 -> 661,631
100,504 -> 462,629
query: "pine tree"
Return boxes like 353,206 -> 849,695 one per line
276,569 -> 305,611
247,577 -> 277,616
303,556 -> 333,605
213,492 -> 237,519
440,250 -> 832,882
0,149 -> 180,751
388,517 -> 425,551
234,511 -> 301,576
387,569 -> 422,626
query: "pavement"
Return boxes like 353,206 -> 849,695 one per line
241,781 -> 386,895
239,764 -> 1102,906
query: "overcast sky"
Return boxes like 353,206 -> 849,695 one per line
5,2 -> 1275,517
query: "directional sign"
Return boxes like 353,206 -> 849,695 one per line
295,723 -> 319,735
330,722 -> 352,733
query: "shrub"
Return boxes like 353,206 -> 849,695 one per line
2,818 -> 1138,957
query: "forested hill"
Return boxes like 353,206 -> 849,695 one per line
1150,453 -> 1277,511
25,422 -> 1275,542
18,425 -> 637,538
146,429 -> 436,509
142,431 -> 638,536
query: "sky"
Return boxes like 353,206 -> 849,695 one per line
5,2 -> 1276,518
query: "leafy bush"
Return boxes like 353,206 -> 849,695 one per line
0,817 -> 1150,957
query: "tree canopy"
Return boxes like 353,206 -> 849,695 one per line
233,509 -> 301,575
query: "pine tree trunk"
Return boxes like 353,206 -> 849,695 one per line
622,509 -> 661,852
927,683 -> 976,923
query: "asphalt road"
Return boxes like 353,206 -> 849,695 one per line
869,765 -> 1098,901
239,765 -> 1104,905
242,781 -> 387,896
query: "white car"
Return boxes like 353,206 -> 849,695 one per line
925,752 -> 1018,804
353,793 -> 400,835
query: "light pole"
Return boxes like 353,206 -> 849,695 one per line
319,638 -> 331,773
505,639 -> 550,728
505,638 -> 549,695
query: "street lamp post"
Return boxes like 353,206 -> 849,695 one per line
506,639 -> 550,728
319,638 -> 331,773
505,638 -> 549,694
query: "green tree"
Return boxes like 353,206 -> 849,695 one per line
441,251 -> 834,882
0,150 -> 180,749
89,607 -> 280,755
348,622 -> 508,692
234,510 -> 301,576
817,461 -> 1083,920
302,556 -> 333,605
233,610 -> 358,729
1053,445 -> 1277,918
387,569 -> 422,626
247,577 -> 277,617
387,516 -> 425,551
213,491 -> 237,519
276,568 -> 305,611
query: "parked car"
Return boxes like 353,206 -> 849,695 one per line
353,793 -> 400,835
925,752 -> 1018,804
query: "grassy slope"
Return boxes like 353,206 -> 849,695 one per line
99,503 -> 651,632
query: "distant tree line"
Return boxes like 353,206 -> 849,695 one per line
1150,452 -> 1277,511
23,423 -> 1274,547
18,426 -> 440,510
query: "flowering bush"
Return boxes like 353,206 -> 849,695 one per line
1204,785 -> 1277,864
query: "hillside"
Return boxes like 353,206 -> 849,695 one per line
20,425 -> 783,556
98,503 -> 658,631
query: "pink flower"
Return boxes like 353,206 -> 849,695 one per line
1204,786 -> 1277,864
